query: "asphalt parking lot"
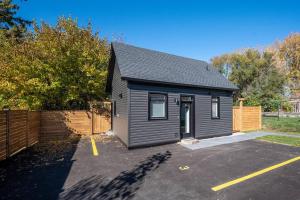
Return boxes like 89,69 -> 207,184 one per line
1,136 -> 300,200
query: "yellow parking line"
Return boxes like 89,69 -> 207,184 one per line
90,137 -> 99,156
212,156 -> 300,192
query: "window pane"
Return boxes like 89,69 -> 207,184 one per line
212,102 -> 218,118
151,101 -> 165,117
149,93 -> 167,119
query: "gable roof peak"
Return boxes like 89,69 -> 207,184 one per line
109,42 -> 238,91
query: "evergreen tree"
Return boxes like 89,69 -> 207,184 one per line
0,0 -> 31,39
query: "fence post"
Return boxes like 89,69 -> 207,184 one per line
39,110 -> 41,143
91,109 -> 94,135
26,110 -> 29,148
239,98 -> 244,132
5,110 -> 10,158
39,110 -> 43,142
259,106 -> 262,129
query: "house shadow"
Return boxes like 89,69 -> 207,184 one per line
59,151 -> 172,200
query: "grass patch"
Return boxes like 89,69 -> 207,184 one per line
257,135 -> 300,147
263,117 -> 300,135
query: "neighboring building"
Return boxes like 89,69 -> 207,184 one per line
106,42 -> 238,148
289,91 -> 300,113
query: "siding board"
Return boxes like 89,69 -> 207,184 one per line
111,61 -> 128,145
128,82 -> 233,147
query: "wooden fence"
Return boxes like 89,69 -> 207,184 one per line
40,110 -> 111,141
0,111 -> 40,161
0,106 -> 111,161
233,101 -> 262,132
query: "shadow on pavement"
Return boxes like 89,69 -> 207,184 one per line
0,135 -> 81,200
59,151 -> 172,200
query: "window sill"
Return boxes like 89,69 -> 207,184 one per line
148,117 -> 168,121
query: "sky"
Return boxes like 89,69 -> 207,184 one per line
17,0 -> 300,62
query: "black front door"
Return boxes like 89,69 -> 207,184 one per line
180,96 -> 194,138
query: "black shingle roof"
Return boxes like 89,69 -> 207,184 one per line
110,42 -> 238,91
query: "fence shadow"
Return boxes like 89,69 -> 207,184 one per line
59,151 -> 172,200
0,135 -> 81,200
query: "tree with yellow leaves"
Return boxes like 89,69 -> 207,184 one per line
0,17 -> 110,110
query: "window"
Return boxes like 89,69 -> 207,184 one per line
149,93 -> 168,120
211,97 -> 220,119
113,100 -> 117,116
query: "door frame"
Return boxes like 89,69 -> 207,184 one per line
180,95 -> 195,139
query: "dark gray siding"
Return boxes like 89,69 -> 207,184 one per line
195,93 -> 232,138
112,61 -> 128,145
128,89 -> 180,147
128,82 -> 233,147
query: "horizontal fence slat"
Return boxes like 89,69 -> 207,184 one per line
232,105 -> 261,132
0,110 -> 41,161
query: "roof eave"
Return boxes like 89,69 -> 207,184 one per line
123,76 -> 239,91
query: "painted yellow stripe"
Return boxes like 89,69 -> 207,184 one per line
212,156 -> 300,191
90,137 -> 99,156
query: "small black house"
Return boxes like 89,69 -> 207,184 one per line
106,42 -> 238,148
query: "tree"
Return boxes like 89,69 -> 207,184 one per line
279,33 -> 300,93
0,17 -> 110,110
0,0 -> 31,39
211,49 -> 287,111
210,54 -> 231,78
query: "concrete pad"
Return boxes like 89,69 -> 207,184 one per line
180,132 -> 272,150
253,131 -> 300,138
180,131 -> 300,150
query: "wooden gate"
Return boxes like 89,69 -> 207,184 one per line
233,99 -> 262,132
92,102 -> 111,134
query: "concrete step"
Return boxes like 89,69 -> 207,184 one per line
180,138 -> 199,145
